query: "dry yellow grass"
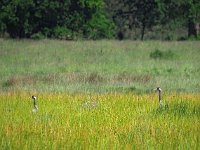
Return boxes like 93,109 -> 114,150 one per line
0,92 -> 200,149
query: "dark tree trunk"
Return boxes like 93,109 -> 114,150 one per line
141,22 -> 146,40
188,18 -> 199,38
197,23 -> 200,35
117,30 -> 124,40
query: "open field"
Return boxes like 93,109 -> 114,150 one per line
0,39 -> 200,93
0,93 -> 200,149
0,39 -> 200,149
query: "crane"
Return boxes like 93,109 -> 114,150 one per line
155,87 -> 163,108
32,95 -> 38,112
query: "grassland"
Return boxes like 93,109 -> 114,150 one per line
0,93 -> 200,149
0,39 -> 200,93
0,39 -> 200,149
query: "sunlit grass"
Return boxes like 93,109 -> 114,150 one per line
0,92 -> 199,149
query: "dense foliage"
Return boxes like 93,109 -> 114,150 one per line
106,0 -> 200,40
0,0 -> 200,40
0,0 -> 115,39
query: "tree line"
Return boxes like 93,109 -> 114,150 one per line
0,0 -> 199,40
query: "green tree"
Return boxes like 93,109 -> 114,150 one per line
0,0 -> 34,38
0,0 -> 115,39
187,0 -> 200,38
106,0 -> 161,40
157,0 -> 200,38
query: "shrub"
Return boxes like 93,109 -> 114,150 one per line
188,34 -> 200,41
31,32 -> 45,40
53,27 -> 74,40
164,34 -> 174,41
177,36 -> 187,41
150,49 -> 175,60
84,12 -> 115,39
150,49 -> 163,59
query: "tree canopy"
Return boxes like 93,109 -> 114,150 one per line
0,0 -> 200,40
0,0 -> 115,39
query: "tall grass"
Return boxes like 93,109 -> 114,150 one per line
0,92 -> 199,149
0,39 -> 199,149
0,39 -> 200,93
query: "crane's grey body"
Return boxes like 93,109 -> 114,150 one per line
155,87 -> 163,108
32,96 -> 38,112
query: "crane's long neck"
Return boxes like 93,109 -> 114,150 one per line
158,90 -> 161,102
33,98 -> 36,106
158,90 -> 163,108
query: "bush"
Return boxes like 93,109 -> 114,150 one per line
53,27 -> 74,40
84,12 -> 115,39
150,49 -> 175,60
188,34 -> 200,41
150,49 -> 163,59
31,32 -> 45,40
177,36 -> 187,41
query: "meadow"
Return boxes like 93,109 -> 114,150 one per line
0,39 -> 200,149
0,93 -> 200,149
0,39 -> 200,93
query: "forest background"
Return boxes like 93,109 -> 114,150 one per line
0,0 -> 200,41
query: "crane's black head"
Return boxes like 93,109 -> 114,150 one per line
156,87 -> 162,92
32,95 -> 36,100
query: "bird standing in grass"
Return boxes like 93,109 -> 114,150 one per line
32,95 -> 38,112
155,87 -> 163,108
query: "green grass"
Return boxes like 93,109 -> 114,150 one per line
0,93 -> 199,149
0,39 -> 200,93
0,39 -> 200,149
